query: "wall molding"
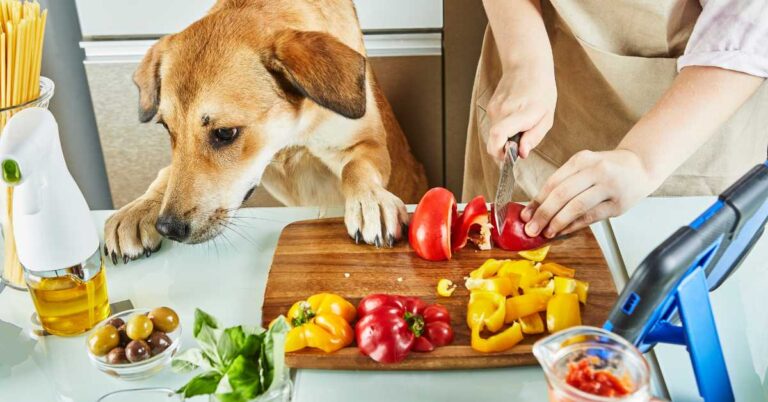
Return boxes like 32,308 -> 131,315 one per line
80,33 -> 442,64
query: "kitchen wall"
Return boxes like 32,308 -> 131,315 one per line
73,0 -> 487,208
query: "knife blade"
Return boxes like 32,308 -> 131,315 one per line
494,133 -> 522,233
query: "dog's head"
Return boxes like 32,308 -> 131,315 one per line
134,9 -> 366,243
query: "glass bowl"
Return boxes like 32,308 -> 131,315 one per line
86,308 -> 182,381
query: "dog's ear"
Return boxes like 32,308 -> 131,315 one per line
133,35 -> 172,123
265,30 -> 367,119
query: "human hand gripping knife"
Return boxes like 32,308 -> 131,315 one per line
605,161 -> 768,402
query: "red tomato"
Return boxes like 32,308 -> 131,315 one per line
565,359 -> 632,397
490,202 -> 548,251
409,188 -> 457,261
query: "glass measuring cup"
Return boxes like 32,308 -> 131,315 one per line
533,326 -> 651,402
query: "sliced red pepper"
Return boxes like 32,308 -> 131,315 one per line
355,294 -> 454,363
451,195 -> 492,252
409,188 -> 458,261
491,202 -> 549,251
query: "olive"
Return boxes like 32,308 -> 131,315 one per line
148,307 -> 179,333
147,331 -> 172,355
87,325 -> 120,356
125,340 -> 151,363
106,317 -> 125,329
117,324 -> 131,347
126,314 -> 154,340
105,347 -> 128,364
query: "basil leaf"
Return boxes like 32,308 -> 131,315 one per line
226,355 -> 262,399
171,348 -> 212,373
178,371 -> 222,398
197,323 -> 222,368
214,392 -> 248,402
219,326 -> 265,368
260,316 -> 289,390
194,308 -> 219,338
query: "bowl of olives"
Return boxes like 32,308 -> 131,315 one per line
86,307 -> 181,380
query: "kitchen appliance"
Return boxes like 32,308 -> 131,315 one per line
0,108 -> 109,336
605,161 -> 768,401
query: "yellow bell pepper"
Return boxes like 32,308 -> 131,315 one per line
505,293 -> 549,322
471,321 -> 524,353
540,262 -> 576,278
469,259 -> 504,279
546,293 -> 581,333
467,291 -> 506,332
498,260 -> 537,278
518,313 -> 545,334
518,245 -> 550,262
436,279 -> 457,297
285,293 -> 356,353
575,280 -> 589,304
524,279 -> 555,299
465,276 -> 516,296
553,276 -> 577,294
521,271 -> 553,289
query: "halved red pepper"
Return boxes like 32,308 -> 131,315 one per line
355,294 -> 454,363
491,202 -> 549,251
451,195 -> 492,252
409,188 -> 458,261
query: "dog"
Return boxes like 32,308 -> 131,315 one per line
103,0 -> 428,263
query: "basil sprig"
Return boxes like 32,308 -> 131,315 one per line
173,308 -> 289,401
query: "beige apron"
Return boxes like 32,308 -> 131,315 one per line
462,0 -> 768,202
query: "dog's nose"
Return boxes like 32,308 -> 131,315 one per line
155,215 -> 190,242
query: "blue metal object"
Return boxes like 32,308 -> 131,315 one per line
604,161 -> 768,402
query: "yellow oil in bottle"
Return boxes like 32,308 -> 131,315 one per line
26,260 -> 110,336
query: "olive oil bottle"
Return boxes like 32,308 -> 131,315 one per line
0,109 -> 109,336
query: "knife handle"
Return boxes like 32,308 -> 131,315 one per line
505,133 -> 522,160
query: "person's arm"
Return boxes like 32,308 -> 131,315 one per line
521,66 -> 764,238
482,0 -> 556,161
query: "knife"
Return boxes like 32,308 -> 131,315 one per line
494,133 -> 522,233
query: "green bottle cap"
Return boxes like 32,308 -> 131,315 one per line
2,159 -> 21,184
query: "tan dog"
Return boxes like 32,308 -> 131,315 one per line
103,0 -> 427,263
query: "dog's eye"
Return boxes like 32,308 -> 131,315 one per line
210,127 -> 239,147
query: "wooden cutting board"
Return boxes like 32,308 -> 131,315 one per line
261,217 -> 617,370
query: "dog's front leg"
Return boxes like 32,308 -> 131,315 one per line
340,143 -> 408,248
103,167 -> 168,264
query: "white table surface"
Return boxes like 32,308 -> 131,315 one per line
0,199 -> 765,402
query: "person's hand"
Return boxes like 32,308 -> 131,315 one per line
485,63 -> 557,161
520,149 -> 661,238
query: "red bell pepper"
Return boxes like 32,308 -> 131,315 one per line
491,202 -> 548,251
409,188 -> 458,261
355,294 -> 454,363
451,195 -> 492,252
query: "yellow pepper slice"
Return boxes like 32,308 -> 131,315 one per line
471,321 -> 524,353
498,260 -> 537,278
465,276 -> 516,296
546,293 -> 581,333
505,293 -> 549,322
469,259 -> 504,279
525,279 -> 555,299
554,276 -> 577,294
285,293 -> 356,353
467,291 -> 506,332
436,279 -> 457,297
518,245 -> 551,262
540,262 -> 576,278
285,314 -> 353,353
521,271 -> 553,289
519,313 -> 545,334
575,280 -> 589,304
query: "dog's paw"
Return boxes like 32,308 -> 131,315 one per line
344,187 -> 408,247
104,197 -> 163,264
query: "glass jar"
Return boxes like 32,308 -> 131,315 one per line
0,76 -> 55,290
25,248 -> 110,336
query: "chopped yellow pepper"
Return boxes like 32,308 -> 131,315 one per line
285,293 -> 356,353
467,291 -> 506,332
505,293 -> 549,322
546,293 -> 581,333
575,280 -> 589,304
469,259 -> 503,279
498,260 -> 537,278
553,276 -> 577,294
465,276 -> 517,296
518,313 -> 545,334
471,321 -> 524,353
521,271 -> 553,289
518,245 -> 551,262
436,279 -> 457,297
524,279 -> 555,299
540,262 -> 576,278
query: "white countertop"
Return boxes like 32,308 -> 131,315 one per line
0,199 -> 766,402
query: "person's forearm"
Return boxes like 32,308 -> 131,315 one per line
482,0 -> 553,72
618,66 -> 765,185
